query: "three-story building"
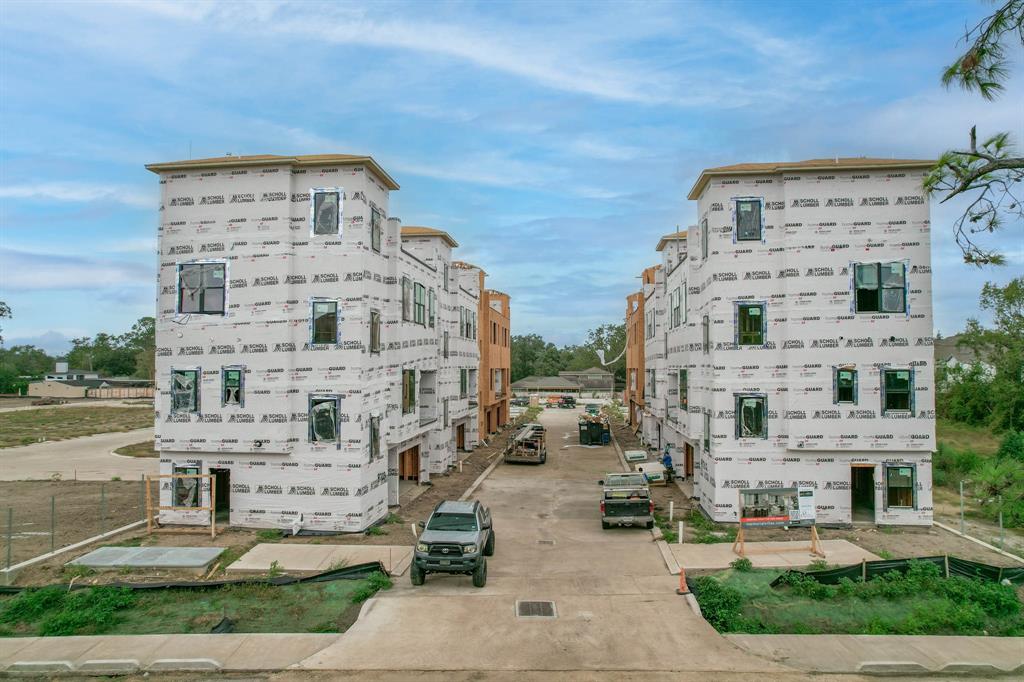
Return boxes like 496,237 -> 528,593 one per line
147,153 -> 507,532
628,158 -> 935,527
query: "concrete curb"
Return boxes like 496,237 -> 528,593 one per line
656,539 -> 681,575
933,521 -> 1024,564
458,452 -> 503,502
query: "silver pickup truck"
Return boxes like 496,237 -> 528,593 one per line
599,472 -> 653,529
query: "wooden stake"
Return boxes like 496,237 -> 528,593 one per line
145,476 -> 153,534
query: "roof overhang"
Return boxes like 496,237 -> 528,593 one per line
686,158 -> 935,200
145,154 -> 400,190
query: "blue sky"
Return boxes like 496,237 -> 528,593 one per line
1,0 -> 1021,353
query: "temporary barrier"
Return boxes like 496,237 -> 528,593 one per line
770,555 -> 1024,587
0,560 -> 386,595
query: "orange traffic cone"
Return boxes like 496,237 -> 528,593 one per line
676,565 -> 690,595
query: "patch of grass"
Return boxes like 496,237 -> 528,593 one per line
383,512 -> 404,525
694,561 -> 1024,637
267,560 -> 283,578
61,564 -> 95,579
687,509 -> 737,544
730,557 -> 753,572
937,419 -> 1001,457
877,550 -> 895,560
349,571 -> 393,604
365,525 -> 387,536
113,441 -> 158,458
256,529 -> 283,542
653,512 -> 677,543
0,407 -> 153,449
0,579 -> 371,636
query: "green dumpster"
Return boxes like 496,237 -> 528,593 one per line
579,421 -> 592,445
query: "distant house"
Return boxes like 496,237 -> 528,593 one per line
558,367 -> 615,396
511,375 -> 582,396
933,334 -> 994,378
28,363 -> 154,399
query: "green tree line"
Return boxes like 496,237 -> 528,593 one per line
511,323 -> 626,384
0,315 -> 155,394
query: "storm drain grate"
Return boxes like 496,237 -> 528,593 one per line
516,600 -> 557,618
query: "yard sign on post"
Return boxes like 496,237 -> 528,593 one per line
733,487 -> 823,558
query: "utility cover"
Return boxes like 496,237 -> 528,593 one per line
516,600 -> 556,618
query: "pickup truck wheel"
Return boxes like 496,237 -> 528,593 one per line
472,559 -> 487,587
410,563 -> 425,586
646,520 -> 654,530
601,521 -> 610,530
484,531 -> 495,556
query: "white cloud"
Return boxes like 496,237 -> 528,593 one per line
0,249 -> 152,291
0,182 -> 152,209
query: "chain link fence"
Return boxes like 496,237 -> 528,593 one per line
2,477 -> 147,570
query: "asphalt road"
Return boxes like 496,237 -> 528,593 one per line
0,428 -> 156,481
300,407 -> 788,674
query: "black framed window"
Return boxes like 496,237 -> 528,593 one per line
701,217 -> 709,260
313,191 -> 340,235
702,315 -> 710,354
178,262 -> 225,315
401,277 -> 413,321
882,368 -> 913,413
414,283 -> 426,325
735,394 -> 767,439
885,465 -> 916,509
678,370 -> 688,409
703,411 -> 711,453
369,415 -> 380,459
443,331 -> 449,358
855,262 -> 906,313
369,309 -> 381,353
171,369 -> 200,414
736,199 -> 762,241
221,366 -> 244,406
460,369 -> 468,398
172,465 -> 200,508
309,396 -> 339,442
428,289 -> 435,328
737,303 -> 765,345
311,300 -> 338,344
402,369 -> 417,414
370,207 -> 382,252
836,368 -> 857,404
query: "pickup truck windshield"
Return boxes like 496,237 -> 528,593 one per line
427,513 -> 478,532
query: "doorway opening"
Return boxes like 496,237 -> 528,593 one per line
851,465 -> 875,523
684,443 -> 694,477
209,467 -> 230,523
456,423 -> 466,451
399,445 -> 420,481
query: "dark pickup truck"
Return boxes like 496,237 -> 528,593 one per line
599,472 -> 653,529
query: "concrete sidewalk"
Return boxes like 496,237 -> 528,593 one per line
226,543 -> 413,576
671,539 -> 879,570
727,634 -> 1024,675
0,633 -> 339,675
0,428 -> 156,481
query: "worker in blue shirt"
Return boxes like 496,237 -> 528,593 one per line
662,447 -> 674,482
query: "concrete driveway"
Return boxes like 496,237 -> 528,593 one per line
300,408 -> 788,674
0,428 -> 156,481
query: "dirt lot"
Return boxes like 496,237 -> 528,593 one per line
0,480 -> 145,568
9,416 -> 530,586
603,405 -> 1023,568
0,406 -> 153,448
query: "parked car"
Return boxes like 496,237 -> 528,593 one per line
558,395 -> 576,409
504,423 -> 546,464
585,403 -> 600,416
599,472 -> 653,529
510,397 -> 529,407
411,500 -> 494,587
